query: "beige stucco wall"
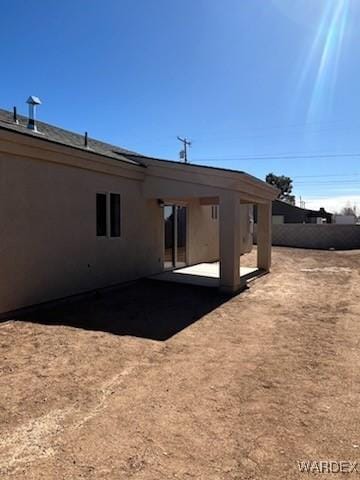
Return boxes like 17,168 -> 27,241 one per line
240,204 -> 254,254
0,152 -> 163,314
187,201 -> 219,265
186,202 -> 253,265
0,140 -> 261,314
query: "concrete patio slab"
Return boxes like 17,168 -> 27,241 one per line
150,262 -> 260,288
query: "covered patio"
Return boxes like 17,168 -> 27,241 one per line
143,158 -> 278,293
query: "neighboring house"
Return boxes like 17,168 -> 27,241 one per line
254,199 -> 333,224
0,100 -> 277,315
333,214 -> 357,225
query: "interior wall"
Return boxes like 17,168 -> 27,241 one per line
0,153 -> 163,314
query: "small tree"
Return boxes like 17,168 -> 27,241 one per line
266,173 -> 295,205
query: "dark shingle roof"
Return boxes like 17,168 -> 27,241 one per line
0,108 -> 251,178
0,108 -> 145,167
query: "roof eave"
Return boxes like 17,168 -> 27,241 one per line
0,123 -> 146,170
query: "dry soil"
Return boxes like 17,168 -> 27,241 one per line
0,247 -> 360,479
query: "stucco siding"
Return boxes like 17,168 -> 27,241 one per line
187,201 -> 219,265
0,153 -> 163,313
240,204 -> 253,254
187,203 -> 253,265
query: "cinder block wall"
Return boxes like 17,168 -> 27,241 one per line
254,224 -> 360,250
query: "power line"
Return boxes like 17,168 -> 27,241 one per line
293,173 -> 360,179
193,152 -> 360,162
296,180 -> 360,185
299,196 -> 359,201
127,123 -> 357,148
191,126 -> 358,143
191,119 -> 347,138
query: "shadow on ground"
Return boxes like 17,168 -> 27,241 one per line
14,280 -> 230,341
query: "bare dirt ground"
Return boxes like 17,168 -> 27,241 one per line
1,247 -> 360,479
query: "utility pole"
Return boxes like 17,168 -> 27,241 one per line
177,136 -> 191,163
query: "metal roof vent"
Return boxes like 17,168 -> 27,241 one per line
26,95 -> 42,131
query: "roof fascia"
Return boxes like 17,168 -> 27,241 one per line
0,127 -> 145,181
145,162 -> 279,201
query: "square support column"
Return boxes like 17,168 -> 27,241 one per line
219,191 -> 243,293
257,201 -> 272,271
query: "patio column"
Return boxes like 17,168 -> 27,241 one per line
257,201 -> 272,271
219,191 -> 243,293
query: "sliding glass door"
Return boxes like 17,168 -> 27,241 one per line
176,206 -> 187,266
163,205 -> 187,269
164,206 -> 175,269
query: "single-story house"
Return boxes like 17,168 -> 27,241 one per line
254,199 -> 333,224
0,99 -> 278,316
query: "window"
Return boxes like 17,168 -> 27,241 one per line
110,193 -> 121,237
96,193 -> 121,237
96,193 -> 107,236
211,205 -> 219,220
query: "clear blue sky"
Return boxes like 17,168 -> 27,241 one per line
1,0 -> 360,212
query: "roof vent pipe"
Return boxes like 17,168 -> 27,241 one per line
13,106 -> 18,124
26,96 -> 42,131
84,131 -> 88,147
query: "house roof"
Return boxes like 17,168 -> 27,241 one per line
122,153 -> 246,175
0,108 -> 276,198
0,108 -> 246,175
0,108 -> 144,167
0,108 -> 247,173
273,199 -> 332,216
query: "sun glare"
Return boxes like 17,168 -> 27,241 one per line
306,0 -> 350,120
292,0 -> 349,122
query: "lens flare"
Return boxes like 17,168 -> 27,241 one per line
304,0 -> 350,120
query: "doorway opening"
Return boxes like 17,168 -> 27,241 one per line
164,205 -> 187,270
